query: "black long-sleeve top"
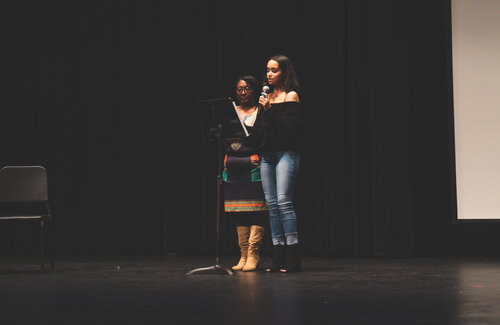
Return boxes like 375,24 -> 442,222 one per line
254,101 -> 301,153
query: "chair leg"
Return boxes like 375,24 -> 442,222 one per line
48,218 -> 54,271
40,218 -> 45,271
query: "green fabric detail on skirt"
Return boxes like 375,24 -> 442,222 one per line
251,166 -> 261,182
222,168 -> 227,182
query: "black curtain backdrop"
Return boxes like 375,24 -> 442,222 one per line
2,0 -> 499,258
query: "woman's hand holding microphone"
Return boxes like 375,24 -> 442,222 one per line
259,86 -> 271,111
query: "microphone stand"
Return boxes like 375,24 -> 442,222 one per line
187,121 -> 233,275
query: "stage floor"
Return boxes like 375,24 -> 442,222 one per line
1,256 -> 500,324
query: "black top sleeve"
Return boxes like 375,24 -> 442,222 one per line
254,102 -> 301,152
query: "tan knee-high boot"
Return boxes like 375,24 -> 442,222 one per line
242,225 -> 265,272
232,226 -> 250,271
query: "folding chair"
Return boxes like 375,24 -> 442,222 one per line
0,166 -> 54,271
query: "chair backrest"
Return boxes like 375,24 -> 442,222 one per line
0,166 -> 48,203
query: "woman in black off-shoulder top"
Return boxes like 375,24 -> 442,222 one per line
255,54 -> 302,273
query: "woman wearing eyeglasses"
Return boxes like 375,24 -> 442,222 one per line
223,75 -> 267,272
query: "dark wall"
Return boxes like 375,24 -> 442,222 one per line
2,0 -> 497,257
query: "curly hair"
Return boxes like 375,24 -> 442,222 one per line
263,54 -> 300,93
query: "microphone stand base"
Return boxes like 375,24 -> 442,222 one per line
186,264 -> 234,275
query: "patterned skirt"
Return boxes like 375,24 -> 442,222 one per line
223,153 -> 267,212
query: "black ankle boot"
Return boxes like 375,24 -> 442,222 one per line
281,244 -> 301,273
266,245 -> 285,272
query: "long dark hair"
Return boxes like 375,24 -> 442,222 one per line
235,75 -> 260,103
263,54 -> 300,92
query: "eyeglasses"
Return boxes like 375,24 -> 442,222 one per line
236,87 -> 253,93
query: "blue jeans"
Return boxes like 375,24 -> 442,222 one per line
260,150 -> 300,246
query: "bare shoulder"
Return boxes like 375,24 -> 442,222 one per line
286,91 -> 300,102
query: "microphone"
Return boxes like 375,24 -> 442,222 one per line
259,85 -> 270,110
262,85 -> 270,97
